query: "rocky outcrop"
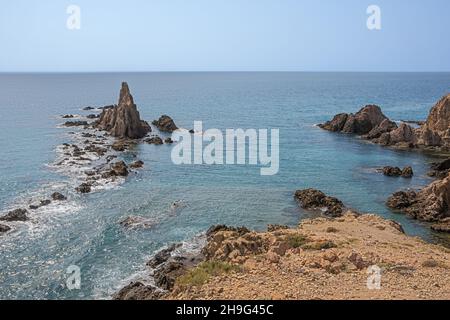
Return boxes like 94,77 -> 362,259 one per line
152,115 -> 178,133
428,158 -> 450,178
0,209 -> 29,222
387,174 -> 450,229
417,94 -> 450,148
64,121 -> 88,127
294,189 -> 345,217
319,94 -> 450,151
96,82 -> 151,139
0,224 -> 11,233
51,192 -> 67,201
381,166 -> 413,178
319,105 -> 388,135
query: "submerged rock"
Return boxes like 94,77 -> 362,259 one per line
51,192 -> 67,201
144,136 -> 163,145
0,209 -> 29,222
129,160 -> 144,169
96,82 -> 151,139
294,189 -> 344,217
76,183 -> 91,194
152,115 -> 178,133
0,224 -> 11,233
64,121 -> 88,127
119,215 -> 155,230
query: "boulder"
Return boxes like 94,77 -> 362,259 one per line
113,282 -> 163,300
96,82 -> 151,139
83,106 -> 95,111
111,161 -> 129,177
386,190 -> 417,210
64,121 -> 88,127
62,114 -> 74,119
147,244 -> 182,269
76,183 -> 91,194
401,166 -> 414,178
428,158 -> 450,178
382,166 -> 402,177
164,137 -> 174,144
144,136 -> 163,145
318,113 -> 348,132
0,224 -> 11,233
294,189 -> 344,217
0,209 -> 29,222
152,115 -> 178,133
51,192 -> 67,201
129,160 -> 144,169
119,215 -> 155,230
376,123 -> 417,147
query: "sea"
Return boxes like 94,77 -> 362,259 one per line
0,72 -> 449,299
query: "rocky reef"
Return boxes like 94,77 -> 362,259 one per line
319,93 -> 450,151
152,115 -> 178,133
294,189 -> 345,217
96,82 -> 151,139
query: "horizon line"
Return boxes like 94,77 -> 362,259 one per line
1,70 -> 450,74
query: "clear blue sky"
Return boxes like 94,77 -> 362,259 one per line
1,0 -> 449,72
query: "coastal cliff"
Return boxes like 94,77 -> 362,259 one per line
115,211 -> 450,300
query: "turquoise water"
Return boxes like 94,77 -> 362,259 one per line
0,72 -> 449,299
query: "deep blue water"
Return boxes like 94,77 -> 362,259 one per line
0,72 -> 449,299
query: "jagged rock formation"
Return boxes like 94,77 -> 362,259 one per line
387,174 -> 450,228
417,94 -> 450,148
0,209 -> 29,222
319,94 -> 450,150
96,82 -> 151,139
152,115 -> 178,133
318,105 -> 388,135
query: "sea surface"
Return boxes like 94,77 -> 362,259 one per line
0,72 -> 449,299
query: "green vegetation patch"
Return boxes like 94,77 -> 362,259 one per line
176,261 -> 240,287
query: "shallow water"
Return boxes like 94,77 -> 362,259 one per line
0,72 -> 449,299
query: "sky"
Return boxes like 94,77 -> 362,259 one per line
0,0 -> 449,72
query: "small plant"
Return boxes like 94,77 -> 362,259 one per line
286,234 -> 309,248
326,227 -> 338,233
303,240 -> 337,250
176,261 -> 239,287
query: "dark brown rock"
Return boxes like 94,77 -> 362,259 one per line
113,282 -> 163,300
96,82 -> 151,139
0,209 -> 29,222
76,183 -> 91,193
0,224 -> 11,233
144,136 -> 163,145
382,166 -> 402,177
129,160 -> 144,169
147,244 -> 182,269
51,192 -> 67,201
164,137 -> 174,144
111,161 -> 129,177
294,189 -> 344,217
386,190 -> 417,210
64,121 -> 88,127
401,166 -> 414,178
152,115 -> 178,133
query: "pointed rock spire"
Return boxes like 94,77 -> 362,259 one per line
96,82 -> 151,139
